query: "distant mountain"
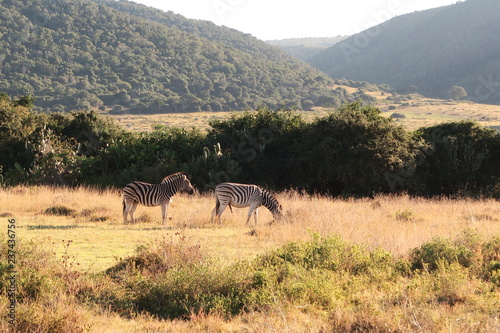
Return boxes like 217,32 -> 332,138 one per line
0,0 -> 349,113
309,0 -> 500,104
267,37 -> 348,61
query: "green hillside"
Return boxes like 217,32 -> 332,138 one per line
0,0 -> 347,113
309,0 -> 500,104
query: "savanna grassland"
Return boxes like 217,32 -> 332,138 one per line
1,186 -> 499,332
109,91 -> 500,133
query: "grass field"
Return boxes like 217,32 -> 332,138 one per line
380,98 -> 500,130
3,186 -> 499,271
109,90 -> 500,132
1,186 -> 499,332
110,109 -> 331,132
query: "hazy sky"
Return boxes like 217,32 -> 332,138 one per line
131,0 -> 459,40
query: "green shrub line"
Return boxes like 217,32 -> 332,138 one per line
1,94 -> 500,197
1,230 -> 498,327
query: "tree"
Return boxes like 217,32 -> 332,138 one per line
297,102 -> 421,195
415,121 -> 499,196
448,86 -> 467,100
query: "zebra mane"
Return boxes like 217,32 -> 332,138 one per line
161,171 -> 188,184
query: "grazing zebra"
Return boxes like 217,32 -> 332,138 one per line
122,172 -> 195,225
211,182 -> 283,225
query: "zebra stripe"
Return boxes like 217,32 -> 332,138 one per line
211,182 -> 283,225
122,172 -> 194,225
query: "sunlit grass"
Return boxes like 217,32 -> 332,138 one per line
1,186 -> 498,332
107,94 -> 500,133
2,186 -> 499,273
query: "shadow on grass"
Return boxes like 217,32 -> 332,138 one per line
27,225 -> 84,230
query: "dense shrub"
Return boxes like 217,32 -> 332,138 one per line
295,102 -> 422,195
97,234 -> 405,319
1,92 -> 499,197
415,121 -> 500,196
410,230 -> 500,286
207,106 -> 307,188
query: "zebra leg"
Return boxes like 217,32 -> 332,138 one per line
211,197 -> 219,224
245,205 -> 256,225
129,202 -> 138,224
123,199 -> 136,224
216,204 -> 228,224
123,200 -> 129,224
210,207 -> 216,223
161,202 -> 171,225
246,203 -> 261,225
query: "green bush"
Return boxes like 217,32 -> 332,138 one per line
296,101 -> 423,195
99,234 -> 407,319
415,121 -> 500,196
207,106 -> 307,188
410,230 -> 500,285
410,237 -> 474,271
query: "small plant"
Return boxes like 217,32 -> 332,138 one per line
390,112 -> 406,119
106,234 -> 203,280
134,212 -> 153,223
410,236 -> 473,271
396,209 -> 414,221
44,205 -> 76,216
432,262 -> 471,306
80,206 -> 111,222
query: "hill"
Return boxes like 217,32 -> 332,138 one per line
309,0 -> 500,104
267,36 -> 348,61
0,0 -> 347,113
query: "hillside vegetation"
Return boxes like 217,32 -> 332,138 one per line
309,0 -> 500,104
0,0 -> 346,113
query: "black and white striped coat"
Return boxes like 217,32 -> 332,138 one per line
211,182 -> 283,225
122,172 -> 194,225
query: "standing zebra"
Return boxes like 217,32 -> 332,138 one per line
211,182 -> 283,225
122,172 -> 195,225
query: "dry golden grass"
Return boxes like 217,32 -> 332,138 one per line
109,109 -> 332,132
107,95 -> 500,133
99,80 -> 499,137
381,99 -> 500,130
1,185 -> 499,332
110,112 -> 234,132
2,186 -> 499,271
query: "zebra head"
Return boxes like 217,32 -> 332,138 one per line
162,172 -> 195,195
262,190 -> 283,220
178,172 -> 195,195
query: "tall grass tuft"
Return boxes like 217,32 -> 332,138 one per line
0,239 -> 93,332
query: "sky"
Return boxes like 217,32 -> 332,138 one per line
130,0 -> 460,40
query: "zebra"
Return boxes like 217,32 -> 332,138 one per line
211,182 -> 283,225
122,172 -> 195,225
